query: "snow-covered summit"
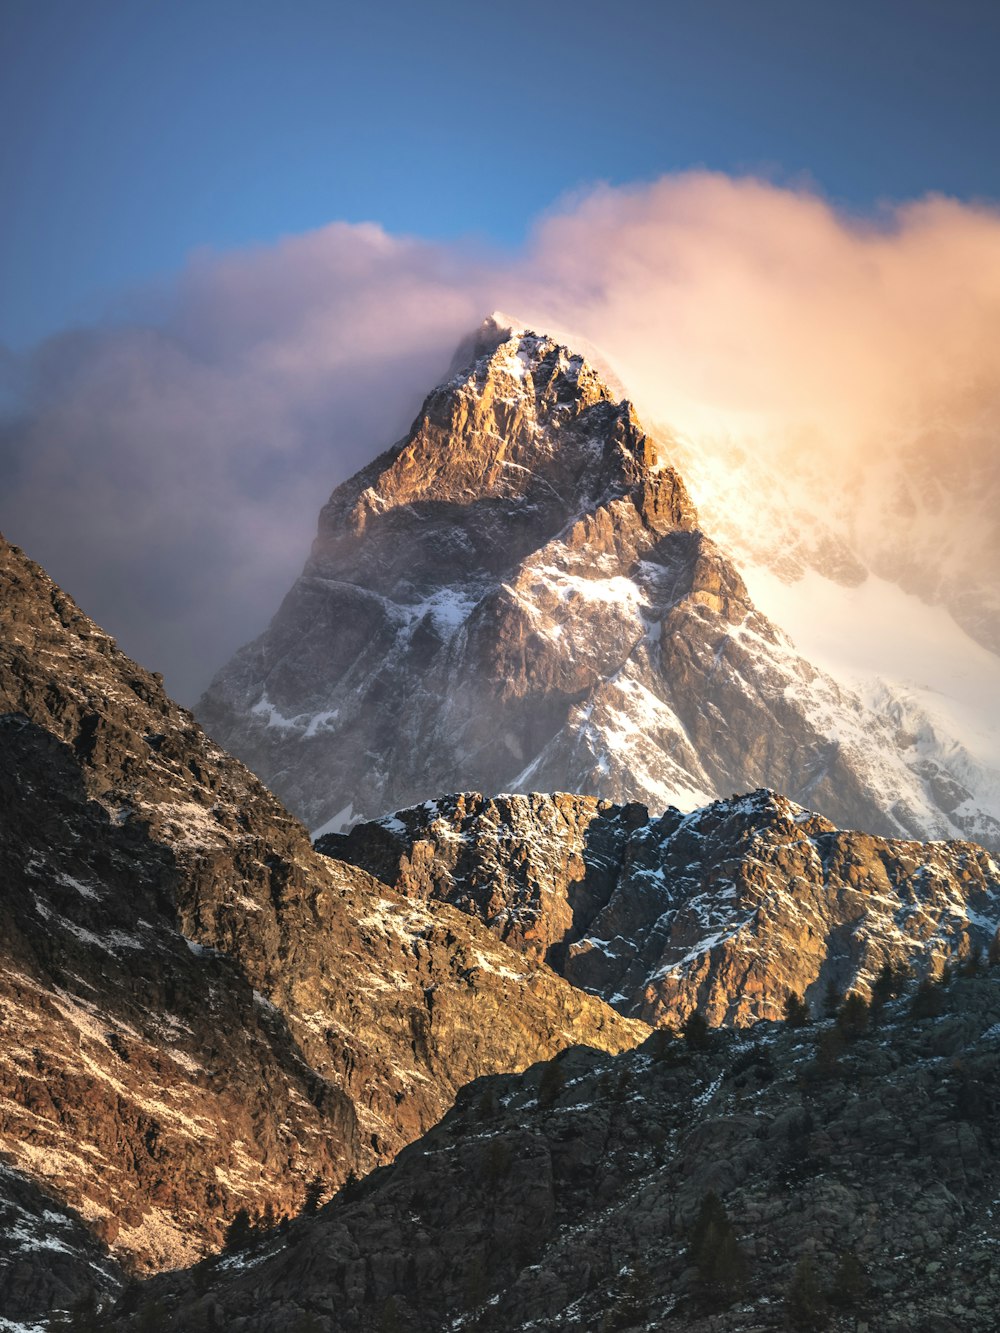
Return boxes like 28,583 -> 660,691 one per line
198,322 -> 1000,854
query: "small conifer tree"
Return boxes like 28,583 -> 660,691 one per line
783,991 -> 811,1027
785,1254 -> 827,1329
538,1060 -> 565,1108
688,1190 -> 748,1308
682,1009 -> 711,1051
302,1173 -> 324,1215
223,1206 -> 253,1252
959,946 -> 985,977
828,1247 -> 868,1309
837,992 -> 870,1038
909,975 -> 946,1019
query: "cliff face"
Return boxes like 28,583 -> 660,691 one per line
0,533 -> 644,1303
322,789 -> 1000,1027
199,318 -> 1000,851
118,972 -> 1000,1333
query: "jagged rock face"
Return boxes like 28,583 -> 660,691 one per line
199,318 -> 1000,851
0,1164 -> 120,1324
0,534 -> 644,1302
122,974 -> 1000,1333
323,790 -> 1000,1026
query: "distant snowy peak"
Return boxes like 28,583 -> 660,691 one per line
198,317 -> 1000,853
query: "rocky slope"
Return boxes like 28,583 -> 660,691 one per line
198,316 -> 1000,851
321,789 -> 1000,1026
0,533 -> 643,1313
115,969 -> 1000,1332
0,1163 -> 120,1326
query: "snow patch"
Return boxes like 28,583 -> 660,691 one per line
312,803 -> 355,839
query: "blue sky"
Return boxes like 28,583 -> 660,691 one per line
4,0 -> 1000,702
3,0 -> 1000,349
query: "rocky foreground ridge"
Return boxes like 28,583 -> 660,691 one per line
199,316 -> 1000,852
113,969 -> 1000,1332
0,534 -> 642,1319
321,790 -> 1000,1027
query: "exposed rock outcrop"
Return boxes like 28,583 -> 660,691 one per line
0,533 -> 644,1311
322,789 -> 1000,1026
118,971 -> 1000,1332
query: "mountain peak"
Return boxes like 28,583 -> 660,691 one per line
298,317 -> 694,604
199,328 -> 1000,853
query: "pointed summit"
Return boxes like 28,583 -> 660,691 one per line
446,310 -> 524,374
303,319 -> 695,603
198,325 -> 1000,853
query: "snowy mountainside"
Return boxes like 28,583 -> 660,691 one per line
199,316 -> 1000,851
664,424 -> 1000,845
322,788 -> 1000,1027
662,415 -> 1000,657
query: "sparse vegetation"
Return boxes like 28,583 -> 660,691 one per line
785,1254 -> 827,1329
682,1009 -> 711,1051
783,991 -> 811,1027
688,1190 -> 749,1308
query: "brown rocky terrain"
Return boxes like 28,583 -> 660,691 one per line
0,533 -> 643,1318
199,316 -> 1000,852
114,969 -> 1000,1332
321,789 -> 1000,1026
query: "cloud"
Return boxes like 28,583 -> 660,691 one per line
2,174 -> 999,701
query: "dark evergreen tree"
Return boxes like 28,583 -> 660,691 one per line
538,1060 -> 565,1108
476,1085 -> 499,1120
871,959 -> 909,1004
960,946 -> 985,977
910,976 -> 946,1019
814,1026 -> 846,1078
688,1190 -> 748,1308
785,1254 -> 827,1329
784,991 -> 811,1027
828,1247 -> 869,1309
223,1206 -> 254,1252
303,1173 -> 325,1215
837,992 -> 870,1037
682,1009 -> 711,1051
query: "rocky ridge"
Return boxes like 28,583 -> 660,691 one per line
322,789 -> 1000,1026
115,969 -> 1000,1332
199,317 -> 1000,852
0,533 -> 643,1314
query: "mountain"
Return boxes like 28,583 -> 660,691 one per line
661,422 -> 1000,851
323,789 -> 1000,1027
0,533 -> 643,1315
112,969 -> 1000,1332
198,316 -> 1000,851
663,412 -> 1000,659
